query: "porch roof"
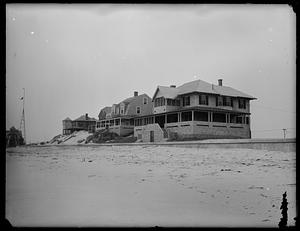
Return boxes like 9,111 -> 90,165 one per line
98,115 -> 135,122
132,107 -> 250,119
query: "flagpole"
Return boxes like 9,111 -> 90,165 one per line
23,88 -> 26,144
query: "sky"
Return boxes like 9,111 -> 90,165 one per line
6,4 -> 296,143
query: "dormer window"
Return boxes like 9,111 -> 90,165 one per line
120,105 -> 124,114
136,106 -> 141,114
143,97 -> 148,105
199,94 -> 208,105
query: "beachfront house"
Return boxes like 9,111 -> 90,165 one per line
134,79 -> 256,142
62,113 -> 97,135
96,91 -> 153,136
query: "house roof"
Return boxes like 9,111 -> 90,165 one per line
74,114 -> 97,121
120,96 -> 134,104
178,79 -> 216,96
152,86 -> 178,99
101,106 -> 112,114
153,79 -> 256,100
212,84 -> 256,99
118,93 -> 148,104
63,117 -> 72,121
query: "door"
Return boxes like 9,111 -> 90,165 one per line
150,131 -> 154,142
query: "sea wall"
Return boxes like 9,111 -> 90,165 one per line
80,138 -> 296,153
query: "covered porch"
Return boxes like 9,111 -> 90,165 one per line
96,116 -> 134,136
134,108 -> 250,129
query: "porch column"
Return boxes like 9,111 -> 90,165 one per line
210,112 -> 213,122
179,112 -> 182,122
114,119 -> 116,127
192,110 -> 194,121
165,114 -> 167,124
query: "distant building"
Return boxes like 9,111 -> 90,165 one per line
62,113 -> 97,135
134,79 -> 256,142
96,91 -> 153,136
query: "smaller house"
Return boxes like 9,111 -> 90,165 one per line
96,91 -> 153,136
62,113 -> 97,135
62,117 -> 72,135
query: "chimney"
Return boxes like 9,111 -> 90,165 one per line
218,79 -> 223,86
85,113 -> 88,120
170,85 -> 176,88
134,91 -> 138,97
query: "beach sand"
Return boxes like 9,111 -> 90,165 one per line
6,145 -> 296,227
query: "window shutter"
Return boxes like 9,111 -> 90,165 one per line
206,95 -> 208,105
216,96 -> 218,106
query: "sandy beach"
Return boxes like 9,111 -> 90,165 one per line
6,145 -> 296,227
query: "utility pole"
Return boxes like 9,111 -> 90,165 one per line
282,128 -> 287,139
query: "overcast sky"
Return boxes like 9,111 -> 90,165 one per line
6,4 -> 296,143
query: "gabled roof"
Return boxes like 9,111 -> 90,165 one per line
74,114 -> 97,121
152,79 -> 256,100
63,117 -> 72,121
152,86 -> 178,100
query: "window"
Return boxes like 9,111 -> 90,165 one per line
224,96 -> 232,107
236,116 -> 243,124
120,105 -> 124,114
166,99 -> 180,106
245,116 -> 249,124
238,98 -> 246,109
230,114 -> 244,124
194,111 -> 209,121
167,99 -> 172,106
115,119 -> 120,126
181,111 -> 192,121
212,113 -> 226,123
216,96 -> 223,106
183,96 -> 190,106
109,120 -> 114,127
143,97 -> 148,105
136,106 -> 141,114
166,113 -> 178,123
199,94 -> 208,105
154,97 -> 165,107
